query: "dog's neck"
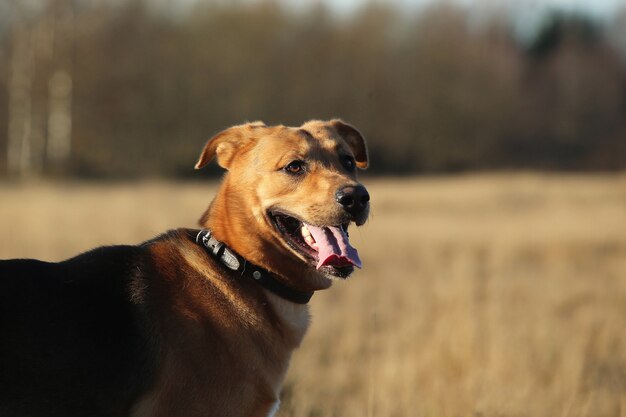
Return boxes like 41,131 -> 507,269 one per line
265,291 -> 311,347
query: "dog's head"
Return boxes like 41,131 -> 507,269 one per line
195,120 -> 369,280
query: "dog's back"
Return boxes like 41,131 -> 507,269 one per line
0,245 -> 156,417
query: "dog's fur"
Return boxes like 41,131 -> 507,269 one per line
0,120 -> 369,417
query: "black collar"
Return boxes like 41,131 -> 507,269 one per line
193,229 -> 313,305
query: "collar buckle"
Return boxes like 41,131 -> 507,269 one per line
196,230 -> 241,271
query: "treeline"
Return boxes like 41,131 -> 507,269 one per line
1,0 -> 625,178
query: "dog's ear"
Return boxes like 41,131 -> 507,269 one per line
195,122 -> 266,170
331,120 -> 369,169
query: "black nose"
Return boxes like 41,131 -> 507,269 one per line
336,185 -> 370,216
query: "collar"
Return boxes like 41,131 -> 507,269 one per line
194,229 -> 314,305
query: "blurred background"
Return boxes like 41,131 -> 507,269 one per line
1,0 -> 626,178
1,1 -> 626,416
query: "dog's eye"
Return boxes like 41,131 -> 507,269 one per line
341,155 -> 356,172
284,160 -> 306,175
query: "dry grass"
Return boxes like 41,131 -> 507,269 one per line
1,174 -> 625,417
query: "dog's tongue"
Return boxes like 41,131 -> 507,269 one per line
304,224 -> 362,270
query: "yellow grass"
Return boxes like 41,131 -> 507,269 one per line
1,174 -> 625,417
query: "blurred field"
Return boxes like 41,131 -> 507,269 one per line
1,174 -> 625,417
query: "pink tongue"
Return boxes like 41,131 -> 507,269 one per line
304,224 -> 362,270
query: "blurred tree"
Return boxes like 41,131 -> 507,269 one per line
3,0 -> 76,178
383,4 -> 522,172
6,1 -> 36,177
608,6 -> 626,61
514,12 -> 625,169
45,0 -> 75,173
0,0 -> 624,178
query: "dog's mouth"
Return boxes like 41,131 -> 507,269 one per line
269,210 -> 362,278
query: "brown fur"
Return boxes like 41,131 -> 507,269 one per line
0,120 -> 369,417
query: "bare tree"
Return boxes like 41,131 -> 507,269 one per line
46,0 -> 75,168
7,6 -> 36,177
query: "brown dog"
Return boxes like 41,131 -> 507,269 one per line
0,120 -> 369,417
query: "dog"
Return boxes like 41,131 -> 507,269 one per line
0,119 -> 370,417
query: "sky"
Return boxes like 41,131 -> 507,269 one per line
292,0 -> 626,18
6,0 -> 625,37
273,0 -> 626,44
159,0 -> 625,19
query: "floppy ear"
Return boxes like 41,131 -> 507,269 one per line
331,120 -> 369,169
195,121 -> 266,170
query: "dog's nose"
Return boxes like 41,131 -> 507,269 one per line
336,185 -> 370,216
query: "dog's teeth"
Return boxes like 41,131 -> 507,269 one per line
301,225 -> 318,250
305,235 -> 318,248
